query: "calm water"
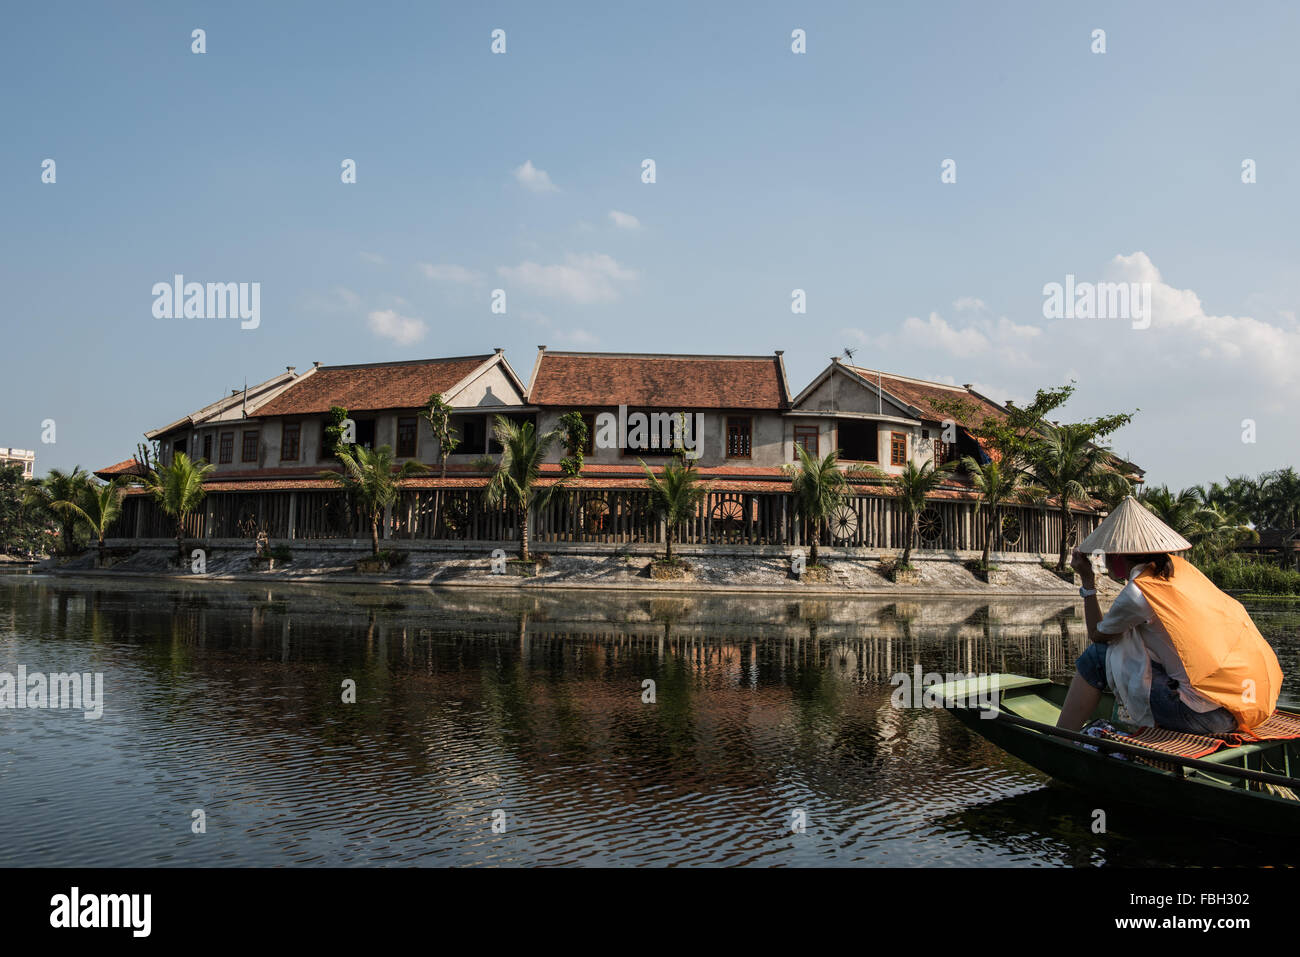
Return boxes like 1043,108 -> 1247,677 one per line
1,573 -> 1297,867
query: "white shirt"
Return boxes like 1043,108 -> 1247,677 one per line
1097,564 -> 1221,714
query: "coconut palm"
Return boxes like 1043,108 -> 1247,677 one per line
142,452 -> 215,564
1024,423 -> 1111,571
893,459 -> 953,568
784,446 -> 855,567
26,466 -> 93,554
1141,485 -> 1255,557
641,457 -> 709,562
960,456 -> 1026,568
481,417 -> 565,562
1261,467 -> 1300,529
49,478 -> 127,566
320,444 -> 427,557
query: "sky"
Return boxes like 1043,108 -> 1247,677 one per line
3,1 -> 1299,490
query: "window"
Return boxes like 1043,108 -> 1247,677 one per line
461,418 -> 484,454
242,430 -> 260,464
202,434 -> 212,463
890,431 -> 907,466
281,423 -> 300,462
726,417 -> 752,458
793,425 -> 819,459
353,419 -> 376,451
836,420 -> 877,461
218,432 -> 234,464
172,438 -> 185,462
581,413 -> 596,455
396,417 -> 418,458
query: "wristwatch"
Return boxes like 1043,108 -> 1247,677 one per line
1079,586 -> 1097,598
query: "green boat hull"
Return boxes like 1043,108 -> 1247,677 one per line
936,674 -> 1300,835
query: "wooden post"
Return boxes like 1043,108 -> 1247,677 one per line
288,492 -> 297,540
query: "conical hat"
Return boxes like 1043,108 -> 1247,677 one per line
1077,496 -> 1192,555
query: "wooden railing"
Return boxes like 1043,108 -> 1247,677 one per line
107,488 -> 1099,554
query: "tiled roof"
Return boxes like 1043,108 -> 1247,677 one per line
255,356 -> 493,416
529,352 -> 788,409
848,367 -> 1006,426
95,458 -> 149,479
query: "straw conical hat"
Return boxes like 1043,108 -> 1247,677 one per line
1078,496 -> 1191,555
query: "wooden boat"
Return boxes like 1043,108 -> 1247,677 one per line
933,674 -> 1300,833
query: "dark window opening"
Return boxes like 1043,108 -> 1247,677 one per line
201,434 -> 212,463
396,416 -> 418,458
172,438 -> 185,462
726,417 -> 752,459
461,418 -> 484,454
281,423 -> 301,462
219,432 -> 234,464
581,413 -> 596,455
353,419 -> 376,451
836,420 -> 877,461
241,430 -> 260,463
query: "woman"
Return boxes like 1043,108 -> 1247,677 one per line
1057,496 -> 1282,734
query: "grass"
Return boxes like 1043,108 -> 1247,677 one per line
1195,554 -> 1300,596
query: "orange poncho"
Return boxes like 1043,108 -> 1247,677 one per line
1134,556 -> 1283,731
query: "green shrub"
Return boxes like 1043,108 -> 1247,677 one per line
1196,554 -> 1300,595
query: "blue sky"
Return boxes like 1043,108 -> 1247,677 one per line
4,1 -> 1299,488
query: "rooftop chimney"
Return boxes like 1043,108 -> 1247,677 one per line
287,366 -> 296,374
313,361 -> 322,368
494,347 -> 504,354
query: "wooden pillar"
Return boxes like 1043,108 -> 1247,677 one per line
288,492 -> 297,540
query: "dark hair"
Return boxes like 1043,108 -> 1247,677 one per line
1128,552 -> 1174,579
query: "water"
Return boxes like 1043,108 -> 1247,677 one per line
1,575 -> 1297,867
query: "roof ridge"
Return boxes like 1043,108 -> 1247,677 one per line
319,354 -> 494,371
848,366 -> 971,392
543,351 -> 779,361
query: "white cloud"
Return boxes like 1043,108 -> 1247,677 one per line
608,210 -> 641,230
367,309 -> 427,345
513,160 -> 558,193
555,328 -> 598,346
418,263 -> 482,283
497,253 -> 638,304
334,287 -> 361,308
847,251 -> 1300,486
359,251 -> 385,265
953,296 -> 987,312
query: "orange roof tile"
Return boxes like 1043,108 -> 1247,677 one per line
255,356 -> 493,416
530,352 -> 788,409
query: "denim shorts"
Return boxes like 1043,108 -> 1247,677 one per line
1075,642 -> 1236,734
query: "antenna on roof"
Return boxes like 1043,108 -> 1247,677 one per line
842,347 -> 856,363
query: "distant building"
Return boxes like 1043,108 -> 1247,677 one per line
0,448 -> 35,478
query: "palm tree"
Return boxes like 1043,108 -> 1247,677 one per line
142,452 -> 215,564
320,444 -> 427,557
1141,485 -> 1255,557
26,466 -> 93,554
481,417 -> 565,562
50,478 -> 127,566
1025,424 -> 1111,571
784,446 -> 853,567
420,392 -> 460,536
1261,467 -> 1300,529
893,460 -> 952,568
960,455 -> 1026,568
641,457 -> 709,562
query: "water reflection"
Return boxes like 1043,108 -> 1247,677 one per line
0,576 -> 1295,867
